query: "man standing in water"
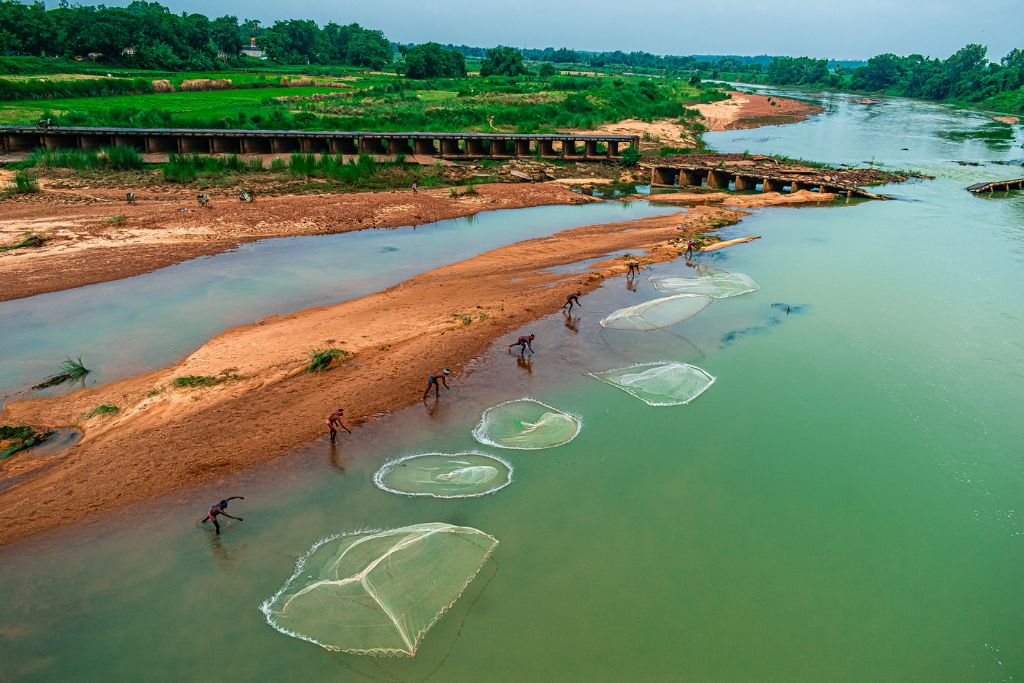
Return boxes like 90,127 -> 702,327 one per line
423,368 -> 451,399
326,407 -> 352,444
685,240 -> 699,258
200,497 -> 244,535
626,260 -> 641,278
508,334 -> 535,355
563,290 -> 582,313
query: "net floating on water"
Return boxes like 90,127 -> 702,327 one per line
472,398 -> 581,450
649,272 -> 759,299
260,523 -> 498,658
599,294 -> 712,331
590,361 -> 716,406
373,452 -> 513,498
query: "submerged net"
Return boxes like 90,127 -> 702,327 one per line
373,452 -> 513,498
260,523 -> 498,657
599,294 -> 712,331
649,272 -> 759,298
590,362 -> 716,406
472,398 -> 581,450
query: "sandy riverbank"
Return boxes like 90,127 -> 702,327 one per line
689,90 -> 823,131
649,189 -> 838,208
0,200 -> 751,545
0,182 -> 593,301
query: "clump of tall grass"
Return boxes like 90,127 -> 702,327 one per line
306,347 -> 350,373
163,154 -> 264,183
25,145 -> 142,171
0,232 -> 45,252
31,356 -> 90,390
13,170 -> 39,193
288,153 -> 379,184
86,404 -> 119,418
0,425 -> 54,460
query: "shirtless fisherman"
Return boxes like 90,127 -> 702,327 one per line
563,290 -> 582,313
326,407 -> 352,444
508,334 -> 535,355
423,368 -> 451,399
200,496 -> 244,535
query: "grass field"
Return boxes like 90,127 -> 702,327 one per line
0,64 -> 725,135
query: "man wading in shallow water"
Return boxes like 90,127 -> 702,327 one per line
563,290 -> 582,313
326,407 -> 352,444
423,368 -> 451,399
200,497 -> 244,535
508,334 -> 535,355
626,260 -> 641,278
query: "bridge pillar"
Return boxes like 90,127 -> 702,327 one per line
145,136 -> 176,153
491,139 -> 514,158
733,175 -> 756,191
608,141 -> 620,158
584,141 -> 604,159
5,133 -> 39,152
212,137 -> 242,154
330,137 -> 358,155
271,137 -> 299,154
706,170 -> 729,189
763,178 -> 784,193
42,134 -> 63,151
300,137 -> 329,154
681,169 -> 705,186
413,139 -> 438,156
114,134 -> 145,151
241,137 -> 271,154
178,136 -> 211,153
651,167 -> 678,187
563,139 -> 582,158
440,139 -> 464,157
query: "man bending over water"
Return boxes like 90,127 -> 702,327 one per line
563,291 -> 582,313
201,497 -> 244,535
423,368 -> 451,399
508,334 -> 535,355
326,407 -> 352,444
626,260 -> 641,278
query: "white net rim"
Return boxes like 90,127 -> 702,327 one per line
598,294 -> 713,331
588,361 -> 717,407
372,451 -> 514,499
648,274 -> 760,298
259,523 -> 499,658
470,397 -> 582,451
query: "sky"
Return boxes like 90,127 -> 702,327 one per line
75,0 -> 1023,61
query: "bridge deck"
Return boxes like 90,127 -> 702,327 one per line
966,178 -> 1024,194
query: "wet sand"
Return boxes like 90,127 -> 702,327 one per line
0,204 -> 744,545
690,91 -> 823,131
0,182 -> 593,301
649,189 -> 839,207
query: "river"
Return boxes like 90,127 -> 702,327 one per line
0,91 -> 1022,681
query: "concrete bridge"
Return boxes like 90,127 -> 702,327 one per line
648,163 -> 889,199
0,126 -> 638,161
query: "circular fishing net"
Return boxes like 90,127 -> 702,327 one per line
373,452 -> 513,498
649,272 -> 759,298
472,398 -> 581,450
599,294 -> 713,331
260,523 -> 498,658
590,361 -> 716,406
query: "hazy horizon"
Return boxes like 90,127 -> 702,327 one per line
59,0 -> 1022,61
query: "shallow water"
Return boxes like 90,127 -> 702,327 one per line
2,93 -> 1024,681
0,200 -> 679,406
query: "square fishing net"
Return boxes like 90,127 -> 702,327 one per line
260,523 -> 498,657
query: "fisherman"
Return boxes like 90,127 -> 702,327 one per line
200,496 -> 244,535
412,179 -> 418,194
508,334 -> 535,355
563,290 -> 582,313
126,191 -> 136,205
423,368 -> 451,399
626,260 -> 641,278
239,191 -> 250,202
685,240 -> 699,257
326,407 -> 352,444
197,193 -> 210,208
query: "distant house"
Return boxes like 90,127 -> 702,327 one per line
240,37 -> 266,60
121,46 -> 137,57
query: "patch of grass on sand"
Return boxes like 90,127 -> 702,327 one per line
306,347 -> 350,373
11,170 -> 40,194
171,374 -> 241,388
86,404 -> 119,417
0,425 -> 53,460
0,232 -> 46,252
32,356 -> 90,389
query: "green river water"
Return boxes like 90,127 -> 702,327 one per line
1,91 -> 1023,681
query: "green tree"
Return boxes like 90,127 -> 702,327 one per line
480,46 -> 528,77
538,62 -> 557,78
210,15 -> 242,56
399,42 -> 465,79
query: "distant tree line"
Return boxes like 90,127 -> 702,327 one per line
0,0 -> 391,70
